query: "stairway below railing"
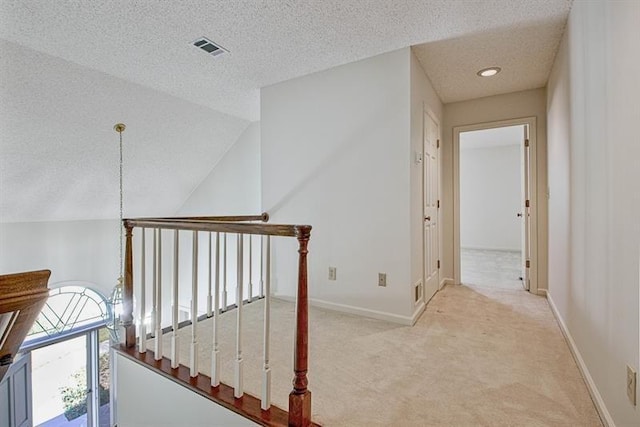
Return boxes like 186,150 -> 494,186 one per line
0,270 -> 51,382
114,213 -> 315,426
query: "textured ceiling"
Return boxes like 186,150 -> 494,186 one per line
412,18 -> 568,103
460,125 -> 524,150
0,0 -> 572,222
0,39 -> 248,222
0,0 -> 572,121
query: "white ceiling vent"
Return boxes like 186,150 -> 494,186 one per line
192,37 -> 227,57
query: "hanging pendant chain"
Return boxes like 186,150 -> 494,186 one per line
119,130 -> 124,280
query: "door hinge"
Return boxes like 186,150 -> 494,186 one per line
437,260 -> 441,269
526,260 -> 530,268
525,199 -> 530,208
437,139 -> 440,149
437,200 -> 440,208
524,139 -> 530,147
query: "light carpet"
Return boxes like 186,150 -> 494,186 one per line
150,284 -> 602,426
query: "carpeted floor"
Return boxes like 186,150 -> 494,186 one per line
150,285 -> 602,426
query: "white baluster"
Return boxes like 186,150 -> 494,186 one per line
170,230 -> 179,368
261,236 -> 272,410
139,228 -> 147,353
151,229 -> 157,338
211,232 -> 221,387
154,229 -> 163,360
222,233 -> 228,310
248,235 -> 253,301
207,233 -> 213,317
259,235 -> 264,298
234,234 -> 244,398
190,231 -> 199,377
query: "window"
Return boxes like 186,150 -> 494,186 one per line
19,283 -> 112,427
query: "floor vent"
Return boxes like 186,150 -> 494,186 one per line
192,37 -> 227,57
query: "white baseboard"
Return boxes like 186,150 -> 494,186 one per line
410,301 -> 426,326
273,294 -> 421,326
536,288 -> 547,297
546,293 -> 615,427
441,277 -> 454,288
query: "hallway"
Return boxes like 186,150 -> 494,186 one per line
154,284 -> 602,426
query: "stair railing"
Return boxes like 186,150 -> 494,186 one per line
120,213 -> 312,426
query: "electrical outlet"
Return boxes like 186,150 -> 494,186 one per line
378,273 -> 387,287
328,267 -> 337,281
627,365 -> 637,406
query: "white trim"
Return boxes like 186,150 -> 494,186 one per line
536,288 -> 547,297
453,117 -> 539,295
441,277 -> 455,287
273,295 -> 422,326
546,292 -> 615,427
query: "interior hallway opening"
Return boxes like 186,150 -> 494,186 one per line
460,125 -> 527,290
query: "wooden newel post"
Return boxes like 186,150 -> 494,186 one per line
123,224 -> 136,348
289,226 -> 312,427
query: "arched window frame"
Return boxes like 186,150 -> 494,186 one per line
21,281 -> 111,352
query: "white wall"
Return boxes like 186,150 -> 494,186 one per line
261,48 -> 417,321
116,355 -> 256,427
172,122 -> 262,319
442,88 -> 548,288
546,1 -> 640,425
409,50 -> 444,305
459,144 -> 521,251
1,123 -> 262,322
0,220 -> 119,296
177,122 -> 261,216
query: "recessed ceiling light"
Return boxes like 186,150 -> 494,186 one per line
477,67 -> 501,77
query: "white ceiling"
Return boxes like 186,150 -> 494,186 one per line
0,0 -> 572,222
0,39 -> 248,222
460,125 -> 524,150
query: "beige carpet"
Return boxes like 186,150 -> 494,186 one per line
150,285 -> 602,426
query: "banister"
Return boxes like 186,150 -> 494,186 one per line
121,214 -> 313,426
123,219 -> 310,238
127,212 -> 269,223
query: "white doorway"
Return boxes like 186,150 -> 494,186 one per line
453,117 -> 538,294
423,109 -> 440,303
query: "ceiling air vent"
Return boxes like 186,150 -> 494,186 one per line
192,37 -> 227,57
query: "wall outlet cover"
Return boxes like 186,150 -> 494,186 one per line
378,273 -> 387,287
328,267 -> 337,281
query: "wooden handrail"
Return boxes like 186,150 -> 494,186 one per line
121,214 -> 313,427
124,219 -> 310,238
128,212 -> 270,223
1,270 -> 51,381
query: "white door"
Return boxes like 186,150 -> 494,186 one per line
520,125 -> 531,290
423,111 -> 439,302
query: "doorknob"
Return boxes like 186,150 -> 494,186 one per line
517,213 -> 523,217
424,216 -> 431,221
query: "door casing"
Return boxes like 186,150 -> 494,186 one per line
453,117 -> 539,295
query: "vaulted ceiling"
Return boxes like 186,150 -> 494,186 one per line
0,0 -> 572,222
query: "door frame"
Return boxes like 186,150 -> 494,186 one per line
453,116 -> 538,294
422,104 -> 442,304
